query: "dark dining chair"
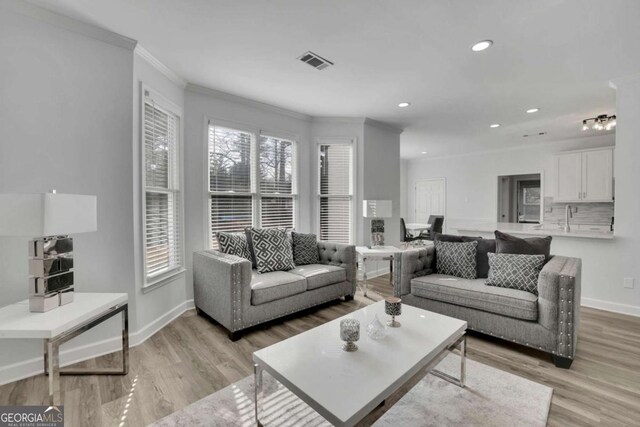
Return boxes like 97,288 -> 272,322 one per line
422,215 -> 444,240
400,218 -> 420,247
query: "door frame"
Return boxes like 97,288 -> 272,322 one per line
414,178 -> 447,232
495,171 -> 544,224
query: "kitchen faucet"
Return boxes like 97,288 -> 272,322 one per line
564,205 -> 573,232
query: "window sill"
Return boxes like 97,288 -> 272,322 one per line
142,268 -> 186,294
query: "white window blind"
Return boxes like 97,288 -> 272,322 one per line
208,126 -> 298,247
143,97 -> 182,282
318,144 -> 353,244
259,135 -> 296,229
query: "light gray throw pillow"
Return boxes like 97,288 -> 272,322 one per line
486,253 -> 545,295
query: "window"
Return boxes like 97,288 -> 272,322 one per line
318,143 -> 353,244
208,123 -> 297,248
142,90 -> 183,284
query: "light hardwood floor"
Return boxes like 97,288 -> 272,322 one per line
1,276 -> 639,426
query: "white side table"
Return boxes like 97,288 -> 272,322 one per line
0,292 -> 129,405
355,246 -> 403,297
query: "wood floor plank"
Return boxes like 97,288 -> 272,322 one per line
0,275 -> 638,426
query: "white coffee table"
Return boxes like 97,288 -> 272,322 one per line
253,301 -> 467,427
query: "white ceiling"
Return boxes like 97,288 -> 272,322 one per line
30,0 -> 640,158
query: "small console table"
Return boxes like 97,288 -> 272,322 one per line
0,293 -> 129,405
355,246 -> 403,297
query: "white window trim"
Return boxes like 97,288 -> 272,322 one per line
204,117 -> 300,248
315,137 -> 357,244
140,84 -> 185,288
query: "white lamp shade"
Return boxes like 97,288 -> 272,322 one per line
0,193 -> 97,237
363,200 -> 392,218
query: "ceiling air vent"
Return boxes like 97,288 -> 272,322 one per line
298,51 -> 334,70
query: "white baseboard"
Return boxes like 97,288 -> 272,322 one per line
0,299 -> 194,386
581,297 -> 640,317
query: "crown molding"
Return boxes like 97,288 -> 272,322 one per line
135,45 -> 186,88
364,118 -> 404,135
312,117 -> 366,125
186,83 -> 312,122
405,133 -> 614,162
609,72 -> 640,90
2,0 -> 136,50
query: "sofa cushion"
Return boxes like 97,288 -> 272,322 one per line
292,232 -> 320,265
250,228 -> 296,273
250,270 -> 306,305
486,253 -> 545,295
217,232 -> 252,262
434,240 -> 478,279
411,274 -> 538,321
495,230 -> 552,261
289,264 -> 347,290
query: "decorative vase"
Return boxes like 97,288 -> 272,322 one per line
340,318 -> 360,352
366,313 -> 387,340
385,297 -> 402,327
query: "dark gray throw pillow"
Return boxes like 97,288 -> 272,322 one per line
486,252 -> 545,295
250,228 -> 296,273
495,230 -> 552,261
434,240 -> 478,279
291,232 -> 319,265
244,228 -> 258,269
434,234 -> 494,278
217,232 -> 252,262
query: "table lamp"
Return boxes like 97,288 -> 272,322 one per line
363,200 -> 392,247
0,191 -> 97,312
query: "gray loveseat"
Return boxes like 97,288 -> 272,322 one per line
194,242 -> 356,340
394,246 -> 581,368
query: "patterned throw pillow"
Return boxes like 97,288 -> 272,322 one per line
217,232 -> 252,262
486,253 -> 545,295
435,241 -> 478,279
292,232 -> 319,265
250,228 -> 296,273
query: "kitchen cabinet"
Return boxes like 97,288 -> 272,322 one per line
554,148 -> 613,202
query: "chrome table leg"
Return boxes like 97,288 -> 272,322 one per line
254,363 -> 264,427
47,340 -> 60,405
430,335 -> 466,388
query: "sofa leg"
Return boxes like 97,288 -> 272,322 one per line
552,355 -> 573,369
195,307 -> 202,316
228,331 -> 242,342
344,295 -> 354,302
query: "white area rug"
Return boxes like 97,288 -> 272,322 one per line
151,355 -> 552,426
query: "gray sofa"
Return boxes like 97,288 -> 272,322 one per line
194,242 -> 356,340
393,246 -> 581,368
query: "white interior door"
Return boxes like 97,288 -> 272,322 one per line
415,179 -> 445,223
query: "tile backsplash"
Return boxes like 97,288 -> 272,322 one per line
543,197 -> 614,226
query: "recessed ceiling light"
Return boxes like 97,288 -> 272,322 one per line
421,151 -> 427,154
471,40 -> 493,52
490,123 -> 500,128
398,102 -> 410,108
526,108 -> 540,113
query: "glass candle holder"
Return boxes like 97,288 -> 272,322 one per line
340,318 -> 360,352
366,313 -> 388,340
385,297 -> 402,327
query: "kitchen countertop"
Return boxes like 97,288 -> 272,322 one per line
453,222 -> 614,240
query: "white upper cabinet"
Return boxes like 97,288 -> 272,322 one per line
554,148 -> 614,203
582,149 -> 613,201
556,152 -> 583,202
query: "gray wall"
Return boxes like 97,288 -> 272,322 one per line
0,7 -> 135,369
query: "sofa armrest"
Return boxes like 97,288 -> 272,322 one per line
393,246 -> 435,297
193,250 -> 252,332
537,255 -> 581,358
318,242 -> 356,294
